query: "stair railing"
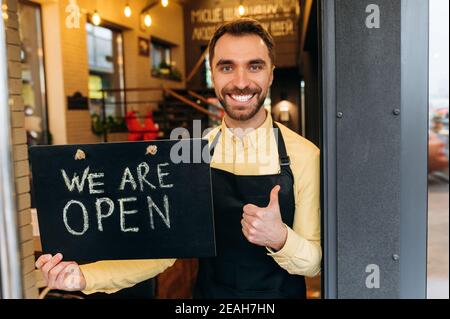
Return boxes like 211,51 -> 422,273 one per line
99,85 -> 222,142
186,47 -> 208,84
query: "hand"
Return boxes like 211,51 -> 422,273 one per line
241,185 -> 288,251
35,253 -> 86,291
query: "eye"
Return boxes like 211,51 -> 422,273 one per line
249,64 -> 263,72
219,65 -> 233,73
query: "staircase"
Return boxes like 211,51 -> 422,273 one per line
98,87 -> 222,142
153,88 -> 220,139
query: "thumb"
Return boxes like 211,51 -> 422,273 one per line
268,185 -> 281,209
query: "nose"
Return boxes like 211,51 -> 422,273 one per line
232,67 -> 251,90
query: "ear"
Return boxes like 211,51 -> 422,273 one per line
269,64 -> 275,86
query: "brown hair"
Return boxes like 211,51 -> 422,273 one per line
208,18 -> 275,67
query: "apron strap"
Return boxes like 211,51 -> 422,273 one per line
209,122 -> 292,170
272,122 -> 290,167
209,130 -> 222,157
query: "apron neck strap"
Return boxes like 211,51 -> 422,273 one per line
273,122 -> 291,167
209,122 -> 291,168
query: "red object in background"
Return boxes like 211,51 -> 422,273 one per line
429,131 -> 449,173
143,112 -> 159,140
125,111 -> 142,141
125,111 -> 159,141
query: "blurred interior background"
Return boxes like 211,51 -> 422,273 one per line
427,0 -> 449,300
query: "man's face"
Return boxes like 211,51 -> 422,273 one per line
211,34 -> 274,122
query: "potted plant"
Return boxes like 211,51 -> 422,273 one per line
152,62 -> 182,81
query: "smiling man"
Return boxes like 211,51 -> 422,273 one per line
36,18 -> 321,299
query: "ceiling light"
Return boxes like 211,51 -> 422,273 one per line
124,3 -> 132,17
238,5 -> 245,16
144,14 -> 152,27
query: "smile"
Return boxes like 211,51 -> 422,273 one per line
229,94 -> 256,103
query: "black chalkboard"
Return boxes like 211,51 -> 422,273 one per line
29,139 -> 216,262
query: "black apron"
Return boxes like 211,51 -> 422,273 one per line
194,122 -> 306,299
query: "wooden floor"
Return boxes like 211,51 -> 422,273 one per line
306,276 -> 321,299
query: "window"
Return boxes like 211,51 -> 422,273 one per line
87,23 -> 114,73
151,38 -> 181,81
86,23 -> 125,130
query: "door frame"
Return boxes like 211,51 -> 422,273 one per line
320,0 -> 429,299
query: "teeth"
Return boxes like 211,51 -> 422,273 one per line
231,94 -> 253,102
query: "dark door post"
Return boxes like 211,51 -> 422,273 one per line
321,0 -> 428,298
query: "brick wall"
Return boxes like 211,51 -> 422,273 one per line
54,0 -> 186,144
4,0 -> 38,299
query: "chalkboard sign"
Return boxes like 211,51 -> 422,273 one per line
29,139 -> 216,262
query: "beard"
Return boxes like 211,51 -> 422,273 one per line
217,85 -> 267,122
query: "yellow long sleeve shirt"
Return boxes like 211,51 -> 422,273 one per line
80,112 -> 321,294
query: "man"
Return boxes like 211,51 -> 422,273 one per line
36,18 -> 321,299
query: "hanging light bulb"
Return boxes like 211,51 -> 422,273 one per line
124,3 -> 132,17
238,4 -> 245,16
92,10 -> 101,26
2,4 -> 8,20
144,13 -> 152,27
161,0 -> 169,7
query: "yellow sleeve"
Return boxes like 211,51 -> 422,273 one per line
79,259 -> 176,294
267,145 -> 322,277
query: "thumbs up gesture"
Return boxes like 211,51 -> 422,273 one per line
241,185 -> 288,251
